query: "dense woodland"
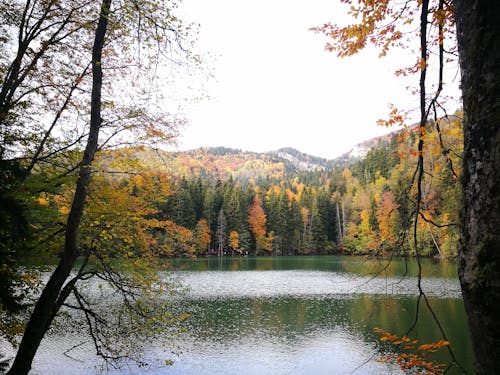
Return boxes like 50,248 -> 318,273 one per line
21,114 -> 463,261
141,115 -> 461,258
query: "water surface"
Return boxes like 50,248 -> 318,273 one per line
26,256 -> 473,374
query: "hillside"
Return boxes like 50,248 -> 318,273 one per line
81,116 -> 464,259
103,146 -> 349,180
335,131 -> 400,164
101,131 -> 399,181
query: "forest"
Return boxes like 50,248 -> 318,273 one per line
161,116 -> 462,258
16,113 -> 462,262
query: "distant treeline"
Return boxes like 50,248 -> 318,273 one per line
20,116 -> 462,259
153,116 -> 462,257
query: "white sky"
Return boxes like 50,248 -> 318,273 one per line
172,0 -> 460,159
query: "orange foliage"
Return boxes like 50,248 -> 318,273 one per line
228,231 -> 241,253
83,171 -> 195,259
375,328 -> 449,375
376,191 -> 399,245
194,218 -> 211,254
248,195 -> 271,253
376,104 -> 409,128
309,0 -> 411,58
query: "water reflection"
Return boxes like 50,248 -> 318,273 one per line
169,255 -> 460,279
26,256 -> 473,374
177,295 -> 472,371
175,270 -> 462,299
164,326 -> 400,375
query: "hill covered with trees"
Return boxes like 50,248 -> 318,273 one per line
85,115 -> 462,258
103,146 -> 343,181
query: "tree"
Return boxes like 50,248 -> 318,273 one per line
228,230 -> 241,254
216,208 -> 227,256
3,0 -> 196,372
276,190 -> 294,255
454,1 -> 500,373
223,183 -> 244,234
202,184 -> 216,241
287,197 -> 302,255
0,0 -> 94,159
0,0 -> 95,320
376,191 -> 400,250
0,0 -> 186,309
248,194 -> 272,254
314,0 -> 500,373
194,218 -> 211,255
0,160 -> 29,315
7,2 -> 113,371
163,178 -> 197,229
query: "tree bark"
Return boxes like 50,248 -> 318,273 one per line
454,1 -> 500,374
7,1 -> 112,373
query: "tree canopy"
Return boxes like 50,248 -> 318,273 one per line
1,0 -> 200,372
314,1 -> 500,373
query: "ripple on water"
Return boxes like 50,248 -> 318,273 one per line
18,268 -> 465,374
174,270 -> 462,299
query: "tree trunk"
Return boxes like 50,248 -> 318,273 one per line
7,1 -> 111,373
454,1 -> 500,374
335,199 -> 344,246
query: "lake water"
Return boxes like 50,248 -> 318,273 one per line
22,256 -> 474,374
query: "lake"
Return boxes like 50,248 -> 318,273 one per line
22,256 -> 474,374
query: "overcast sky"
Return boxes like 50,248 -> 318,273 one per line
172,0 -> 460,159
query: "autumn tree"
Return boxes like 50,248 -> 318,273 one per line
248,194 -> 272,255
193,218 -> 211,255
376,191 -> 400,251
313,0 -> 500,373
228,231 -> 241,254
7,2 -> 114,371
52,168 -> 194,360
2,0 -> 197,372
0,0 -> 96,322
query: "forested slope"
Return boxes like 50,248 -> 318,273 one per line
80,115 -> 462,257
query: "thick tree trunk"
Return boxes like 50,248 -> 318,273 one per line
7,1 -> 111,373
454,1 -> 500,374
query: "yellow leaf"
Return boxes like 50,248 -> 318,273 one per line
59,206 -> 70,215
38,197 -> 49,206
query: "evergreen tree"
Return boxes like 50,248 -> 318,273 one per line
223,183 -> 244,234
202,184 -> 217,240
162,179 -> 196,229
189,177 -> 205,221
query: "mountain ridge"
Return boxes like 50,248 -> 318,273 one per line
106,132 -> 397,180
